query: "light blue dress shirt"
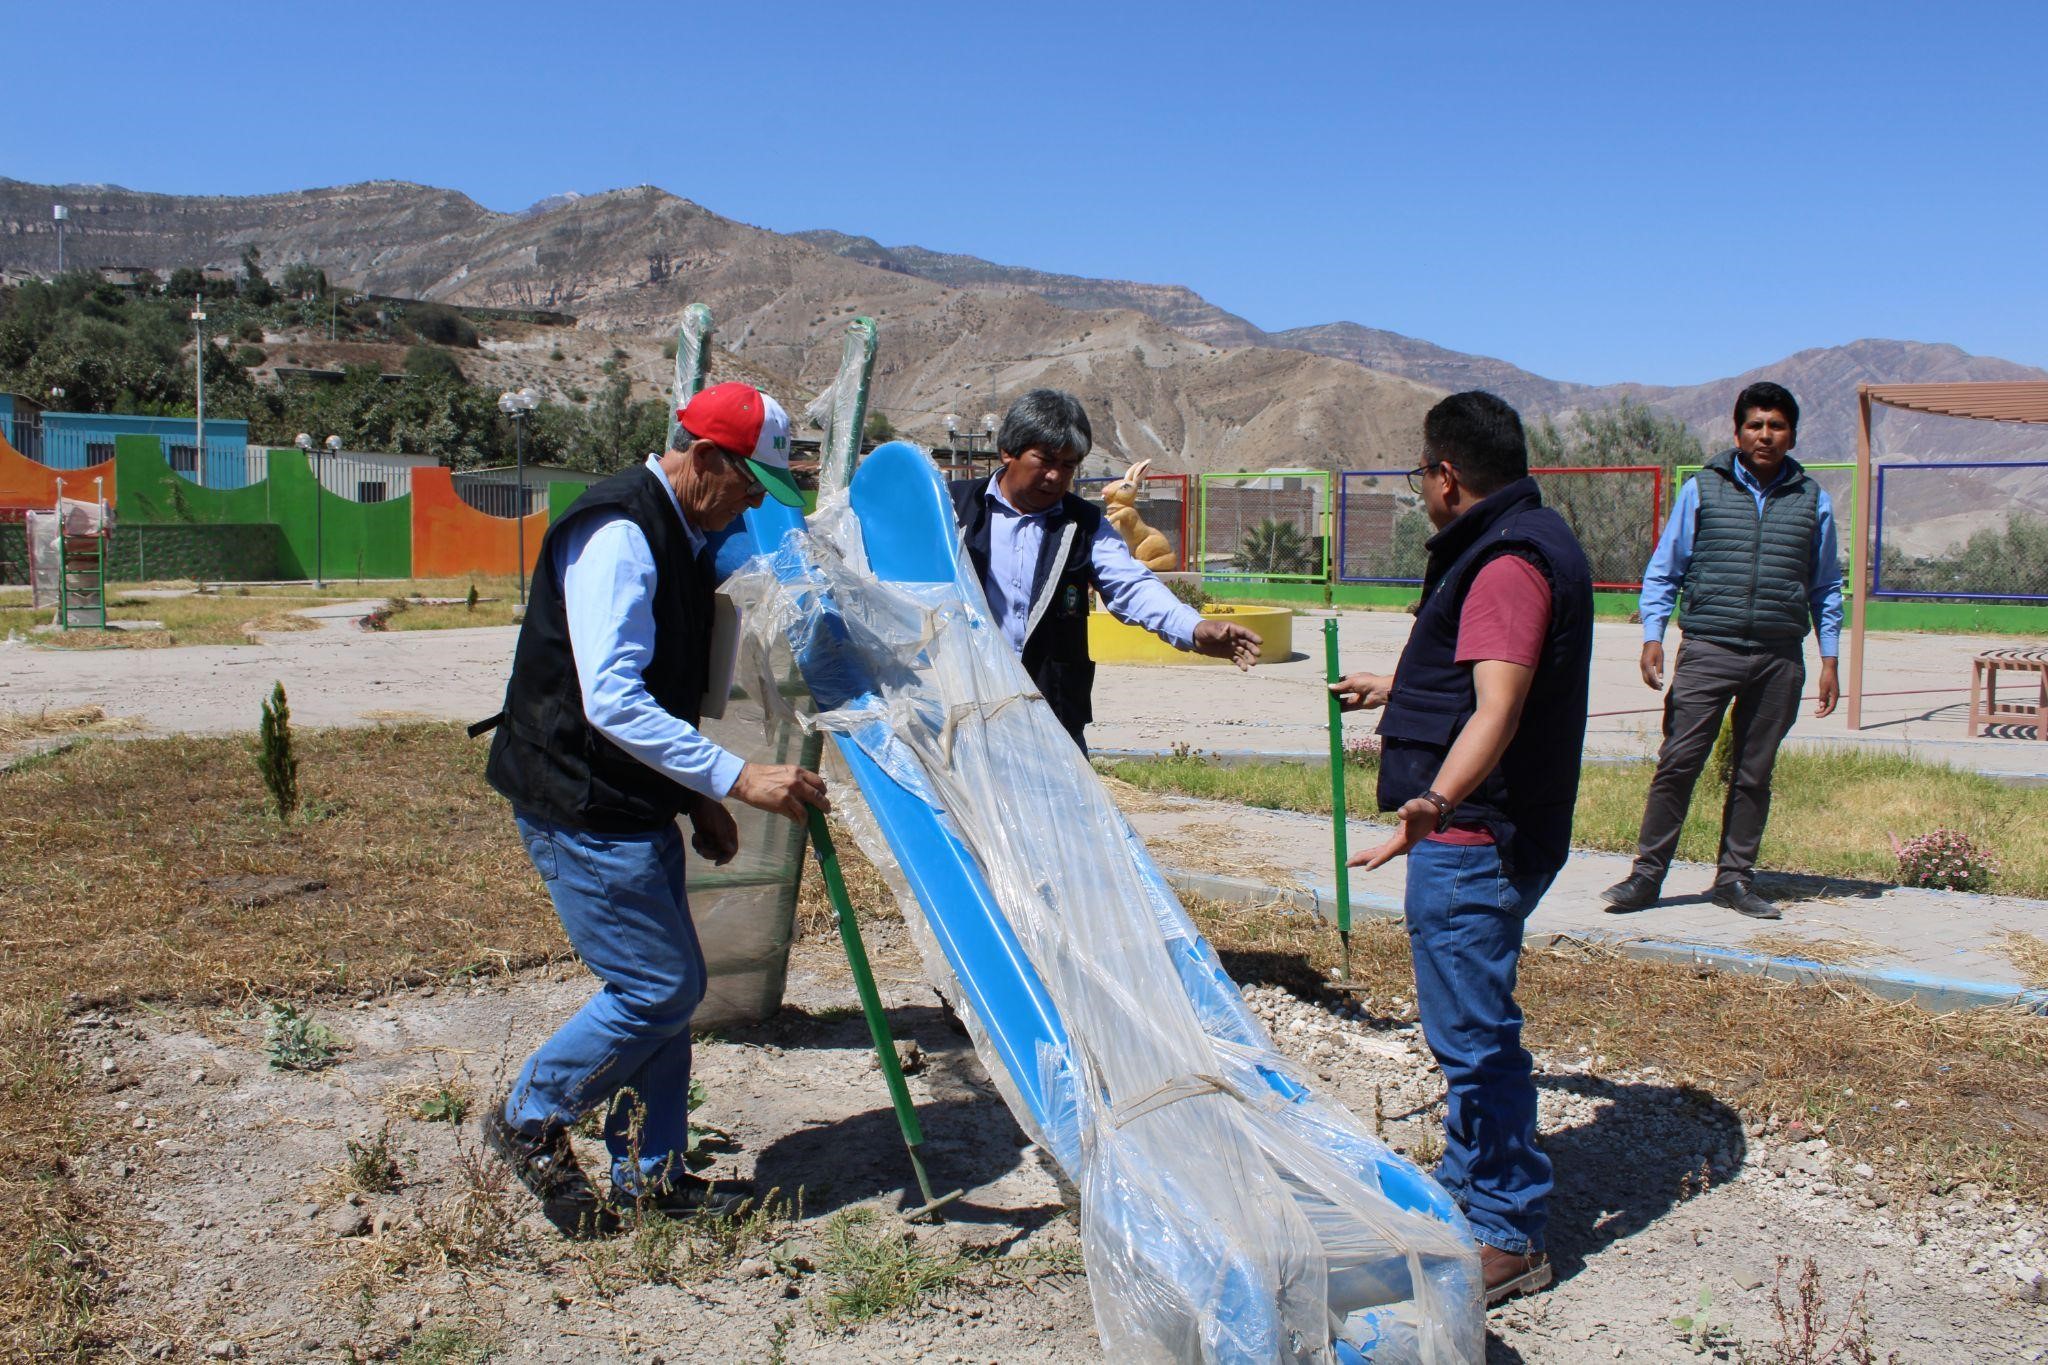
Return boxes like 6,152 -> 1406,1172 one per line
554,456 -> 746,801
979,482 -> 1201,653
1639,456 -> 1844,657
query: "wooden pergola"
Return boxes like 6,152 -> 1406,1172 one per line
1847,381 -> 2048,728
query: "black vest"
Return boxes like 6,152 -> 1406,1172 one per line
950,476 -> 1103,746
1376,478 -> 1595,877
484,464 -> 714,832
1678,449 -> 1821,650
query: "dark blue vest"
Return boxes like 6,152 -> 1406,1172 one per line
484,464 -> 714,833
1376,477 -> 1594,877
950,476 -> 1103,747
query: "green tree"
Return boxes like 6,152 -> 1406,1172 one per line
240,247 -> 278,307
281,263 -> 328,299
1526,400 -> 1705,585
1231,518 -> 1317,576
864,409 -> 895,442
403,344 -> 465,383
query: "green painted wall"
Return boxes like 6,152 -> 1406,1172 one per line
547,480 -> 588,523
114,434 -> 273,526
264,449 -> 412,581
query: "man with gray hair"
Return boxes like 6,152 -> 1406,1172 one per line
950,388 -> 1260,749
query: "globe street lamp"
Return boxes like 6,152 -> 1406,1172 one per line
295,434 -> 341,588
497,387 -> 539,604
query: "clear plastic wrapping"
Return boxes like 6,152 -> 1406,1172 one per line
726,488 -> 1481,1362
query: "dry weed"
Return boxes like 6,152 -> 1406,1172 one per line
0,724 -> 565,1350
0,703 -> 120,745
1744,933 -> 1896,966
1184,899 -> 2048,1206
241,610 -> 322,634
1996,930 -> 2048,990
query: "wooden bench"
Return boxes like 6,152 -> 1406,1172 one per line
1968,647 -> 2048,740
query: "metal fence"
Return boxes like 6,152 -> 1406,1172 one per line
451,472 -> 548,519
1872,459 -> 2048,602
1075,472 -> 1189,571
239,448 -> 424,503
1197,472 -> 1330,581
1338,465 -> 1663,588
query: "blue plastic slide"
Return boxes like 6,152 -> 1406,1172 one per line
724,444 -> 1482,1362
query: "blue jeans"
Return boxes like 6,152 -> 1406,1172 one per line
505,811 -> 706,1193
1404,839 -> 1555,1254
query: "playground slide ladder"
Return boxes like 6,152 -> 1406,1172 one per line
57,527 -> 107,630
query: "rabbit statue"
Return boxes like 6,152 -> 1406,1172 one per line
1102,459 -> 1176,572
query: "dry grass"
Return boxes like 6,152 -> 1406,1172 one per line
0,575 -> 530,649
1105,748 -> 2048,897
381,599 -> 523,631
1184,898 -> 2048,1208
793,816 -> 902,939
0,703 -> 135,750
1997,931 -> 2048,990
0,723 -> 565,1355
0,591 -> 334,648
1743,933 -> 1897,966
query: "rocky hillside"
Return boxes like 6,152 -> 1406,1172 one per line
791,229 -> 2048,464
0,179 -> 1438,475
7,177 -> 2043,468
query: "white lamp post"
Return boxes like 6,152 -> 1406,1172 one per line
191,296 -> 207,487
52,205 -> 67,274
497,387 -> 539,604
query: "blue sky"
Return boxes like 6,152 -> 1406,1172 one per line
10,1 -> 2045,385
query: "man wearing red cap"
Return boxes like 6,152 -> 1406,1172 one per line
475,382 -> 827,1237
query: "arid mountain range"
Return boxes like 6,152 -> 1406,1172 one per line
6,177 -> 2044,473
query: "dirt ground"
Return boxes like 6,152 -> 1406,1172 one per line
72,916 -> 2048,1363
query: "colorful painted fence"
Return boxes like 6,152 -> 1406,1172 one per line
1,429 -> 116,510
411,466 -> 546,580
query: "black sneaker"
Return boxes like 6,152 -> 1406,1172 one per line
1711,881 -> 1782,920
621,1171 -> 757,1220
1600,873 -> 1662,913
482,1102 -> 621,1239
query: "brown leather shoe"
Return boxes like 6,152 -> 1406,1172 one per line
1481,1245 -> 1553,1305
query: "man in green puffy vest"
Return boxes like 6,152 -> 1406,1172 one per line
1602,382 -> 1843,920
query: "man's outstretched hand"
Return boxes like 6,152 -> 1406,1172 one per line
730,763 -> 830,823
1349,796 -> 1437,869
1191,619 -> 1262,671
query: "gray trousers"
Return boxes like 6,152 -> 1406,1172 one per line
1630,636 -> 1805,886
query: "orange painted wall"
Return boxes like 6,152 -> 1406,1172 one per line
0,431 -> 117,510
410,466 -> 547,578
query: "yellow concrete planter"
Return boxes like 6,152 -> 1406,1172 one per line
1087,603 -> 1294,665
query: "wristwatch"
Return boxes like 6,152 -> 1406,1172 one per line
1418,789 -> 1455,833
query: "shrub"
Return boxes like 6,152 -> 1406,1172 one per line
403,344 -> 465,382
1892,828 -> 1999,892
233,344 -> 265,369
406,303 -> 478,348
263,1001 -> 336,1071
1164,577 -> 1210,610
257,681 -> 299,821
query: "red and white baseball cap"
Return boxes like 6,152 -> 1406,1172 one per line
677,382 -> 802,507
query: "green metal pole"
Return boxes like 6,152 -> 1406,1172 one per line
806,809 -> 961,1216
1324,618 -> 1355,983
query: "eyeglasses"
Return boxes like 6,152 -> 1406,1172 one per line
719,448 -> 764,494
1405,461 -> 1440,496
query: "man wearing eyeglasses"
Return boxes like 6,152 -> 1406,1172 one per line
951,388 -> 1262,750
1329,391 -> 1594,1306
474,382 -> 829,1238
